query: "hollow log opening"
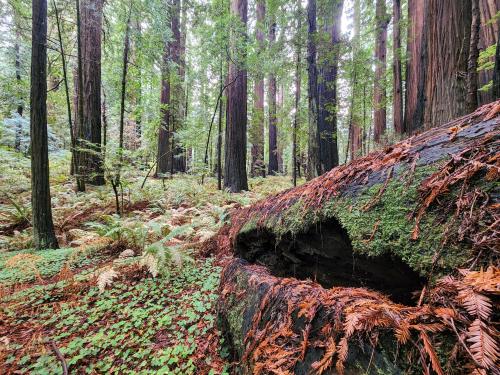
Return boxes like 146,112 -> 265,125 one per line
235,218 -> 424,304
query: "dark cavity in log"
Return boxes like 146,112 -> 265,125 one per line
235,218 -> 424,304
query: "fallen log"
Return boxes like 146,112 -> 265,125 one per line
226,101 -> 499,298
217,102 -> 500,374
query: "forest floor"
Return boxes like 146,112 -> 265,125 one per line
0,148 -> 297,374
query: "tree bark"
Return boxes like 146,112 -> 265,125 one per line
348,0 -> 362,160
14,31 -> 23,152
223,0 -> 248,192
373,0 -> 388,143
80,0 -> 104,185
403,0 -> 426,134
292,0 -> 302,187
467,0 -> 481,113
306,0 -> 319,180
75,0 -> 86,191
492,26 -> 500,99
392,0 -> 403,135
268,19 -> 278,175
250,0 -> 266,178
30,0 -> 58,250
316,0 -> 343,171
424,0 -> 472,129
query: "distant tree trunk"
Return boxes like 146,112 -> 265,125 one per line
134,18 -> 142,143
30,0 -> 58,250
268,19 -> 278,175
53,0 -> 75,176
492,25 -> 500,99
392,0 -> 403,135
292,0 -> 302,187
250,0 -> 265,177
316,0 -> 343,171
217,69 -> 224,190
403,0 -> 426,134
171,0 -> 186,173
306,0 -> 319,180
156,43 -> 171,176
81,0 -> 104,185
349,0 -> 362,160
119,6 -> 131,154
467,0 -> 480,113
373,0 -> 388,143
102,89 -> 107,153
224,0 -> 248,192
478,0 -> 499,104
75,0 -> 86,191
14,31 -> 23,152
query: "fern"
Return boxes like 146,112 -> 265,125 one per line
96,267 -> 119,293
467,319 -> 499,370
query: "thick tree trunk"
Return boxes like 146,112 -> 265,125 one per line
423,0 -> 472,128
316,0 -> 343,171
403,0 -> 426,134
292,0 -> 302,187
14,31 -> 23,152
392,0 -> 403,135
81,0 -> 104,185
30,0 -> 58,250
250,0 -> 266,177
373,0 -> 388,143
75,0 -> 86,191
223,0 -> 248,192
306,0 -> 319,180
268,19 -> 278,175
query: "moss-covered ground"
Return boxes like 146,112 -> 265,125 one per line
0,148 -> 298,374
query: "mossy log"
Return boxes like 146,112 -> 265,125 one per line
226,101 -> 500,290
217,102 -> 499,374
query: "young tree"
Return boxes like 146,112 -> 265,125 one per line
316,0 -> 343,171
224,0 -> 248,192
268,16 -> 278,175
392,0 -> 403,135
467,0 -> 480,112
250,0 -> 265,177
306,0 -> 319,179
373,0 -> 388,143
30,0 -> 58,250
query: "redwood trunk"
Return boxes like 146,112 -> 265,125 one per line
251,0 -> 265,177
224,0 -> 248,192
268,20 -> 278,175
467,0 -> 481,112
30,0 -> 58,250
392,0 -> 403,135
306,0 -> 319,179
81,0 -> 104,185
373,0 -> 387,143
316,0 -> 343,172
156,43 -> 171,176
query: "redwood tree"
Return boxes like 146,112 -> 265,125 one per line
373,0 -> 388,143
80,0 -> 104,185
250,0 -> 265,177
268,17 -> 278,175
156,42 -> 172,176
224,0 -> 248,192
30,0 -> 58,250
392,0 -> 403,135
306,0 -> 319,179
316,0 -> 343,172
